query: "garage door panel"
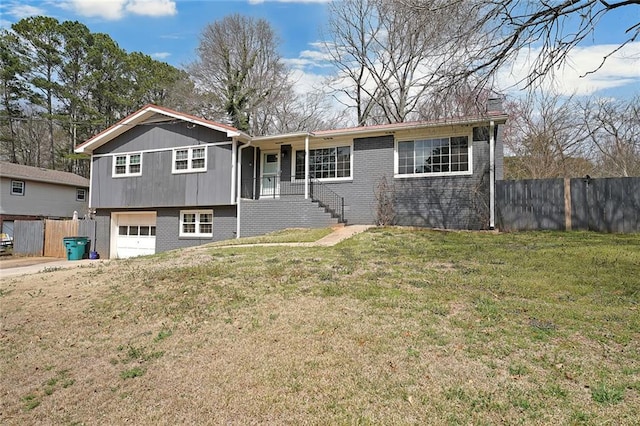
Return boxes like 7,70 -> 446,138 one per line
113,213 -> 156,259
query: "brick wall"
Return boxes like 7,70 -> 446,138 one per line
94,210 -> 111,258
156,206 -> 237,252
239,197 -> 338,238
322,135 -> 492,229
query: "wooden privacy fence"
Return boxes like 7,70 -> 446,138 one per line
12,219 -> 96,257
13,220 -> 45,256
497,177 -> 640,233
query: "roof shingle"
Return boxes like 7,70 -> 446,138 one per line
0,162 -> 89,188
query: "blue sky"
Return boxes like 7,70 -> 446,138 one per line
1,0 -> 639,100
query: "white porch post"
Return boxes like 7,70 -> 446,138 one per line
304,135 -> 310,200
489,120 -> 496,230
237,140 -> 252,239
231,138 -> 237,204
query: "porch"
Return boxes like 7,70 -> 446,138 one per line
237,176 -> 346,238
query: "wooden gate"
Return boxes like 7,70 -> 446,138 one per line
44,220 -> 78,258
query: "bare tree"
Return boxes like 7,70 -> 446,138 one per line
189,14 -> 291,134
503,91 -> 594,179
253,90 -> 346,134
410,0 -> 640,88
582,96 -> 640,177
324,0 -> 492,126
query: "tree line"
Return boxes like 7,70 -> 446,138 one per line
1,0 -> 638,179
0,16 -> 191,175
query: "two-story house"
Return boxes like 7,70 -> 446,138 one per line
0,161 -> 90,239
75,104 -> 506,259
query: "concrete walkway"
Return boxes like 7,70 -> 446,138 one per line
216,224 -> 375,248
0,225 -> 375,278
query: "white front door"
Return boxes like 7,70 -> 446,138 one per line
112,212 -> 156,259
261,151 -> 280,197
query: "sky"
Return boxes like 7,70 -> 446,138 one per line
1,0 -> 639,102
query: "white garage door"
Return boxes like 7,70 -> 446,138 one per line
113,212 -> 156,259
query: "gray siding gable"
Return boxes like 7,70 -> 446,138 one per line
94,122 -> 231,155
91,122 -> 234,208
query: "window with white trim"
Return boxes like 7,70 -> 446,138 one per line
397,136 -> 470,176
113,153 -> 142,177
76,188 -> 86,201
294,146 -> 351,180
173,147 -> 207,173
11,180 -> 25,195
179,210 -> 213,237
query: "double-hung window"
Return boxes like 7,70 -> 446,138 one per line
113,153 -> 142,177
173,147 -> 207,173
294,145 -> 351,180
11,180 -> 25,196
396,136 -> 471,177
179,210 -> 213,237
76,188 -> 86,201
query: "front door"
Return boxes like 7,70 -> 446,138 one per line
261,151 -> 280,197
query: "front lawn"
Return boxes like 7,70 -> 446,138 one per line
0,228 -> 638,424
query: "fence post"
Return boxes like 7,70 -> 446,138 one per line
564,177 -> 572,231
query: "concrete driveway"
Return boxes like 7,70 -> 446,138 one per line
0,256 -> 103,279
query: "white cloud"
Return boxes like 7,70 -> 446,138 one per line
60,0 -> 127,20
6,3 -> 47,19
60,0 -> 176,20
126,0 -> 176,17
151,51 -> 171,59
497,42 -> 640,97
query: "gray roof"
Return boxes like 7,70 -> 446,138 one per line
0,161 -> 89,188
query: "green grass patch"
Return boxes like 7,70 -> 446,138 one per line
208,227 -> 334,246
3,228 -> 639,424
120,367 -> 145,379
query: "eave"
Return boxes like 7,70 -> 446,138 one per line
75,104 -> 250,154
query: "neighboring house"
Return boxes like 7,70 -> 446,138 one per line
75,103 -> 507,259
0,161 -> 90,238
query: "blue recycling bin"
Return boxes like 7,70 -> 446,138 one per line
63,237 -> 89,261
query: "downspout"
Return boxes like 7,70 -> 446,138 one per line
489,120 -> 495,230
236,140 -> 252,238
304,134 -> 310,199
231,138 -> 237,204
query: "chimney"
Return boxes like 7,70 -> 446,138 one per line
487,97 -> 504,114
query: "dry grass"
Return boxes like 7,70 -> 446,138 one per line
0,227 -> 638,425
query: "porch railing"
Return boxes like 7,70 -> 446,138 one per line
309,179 -> 345,223
241,177 -> 345,223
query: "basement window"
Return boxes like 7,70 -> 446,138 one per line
179,210 -> 213,237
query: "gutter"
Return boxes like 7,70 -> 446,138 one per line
236,139 -> 253,238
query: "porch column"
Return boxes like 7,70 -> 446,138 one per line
231,138 -> 237,204
304,135 -> 310,200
